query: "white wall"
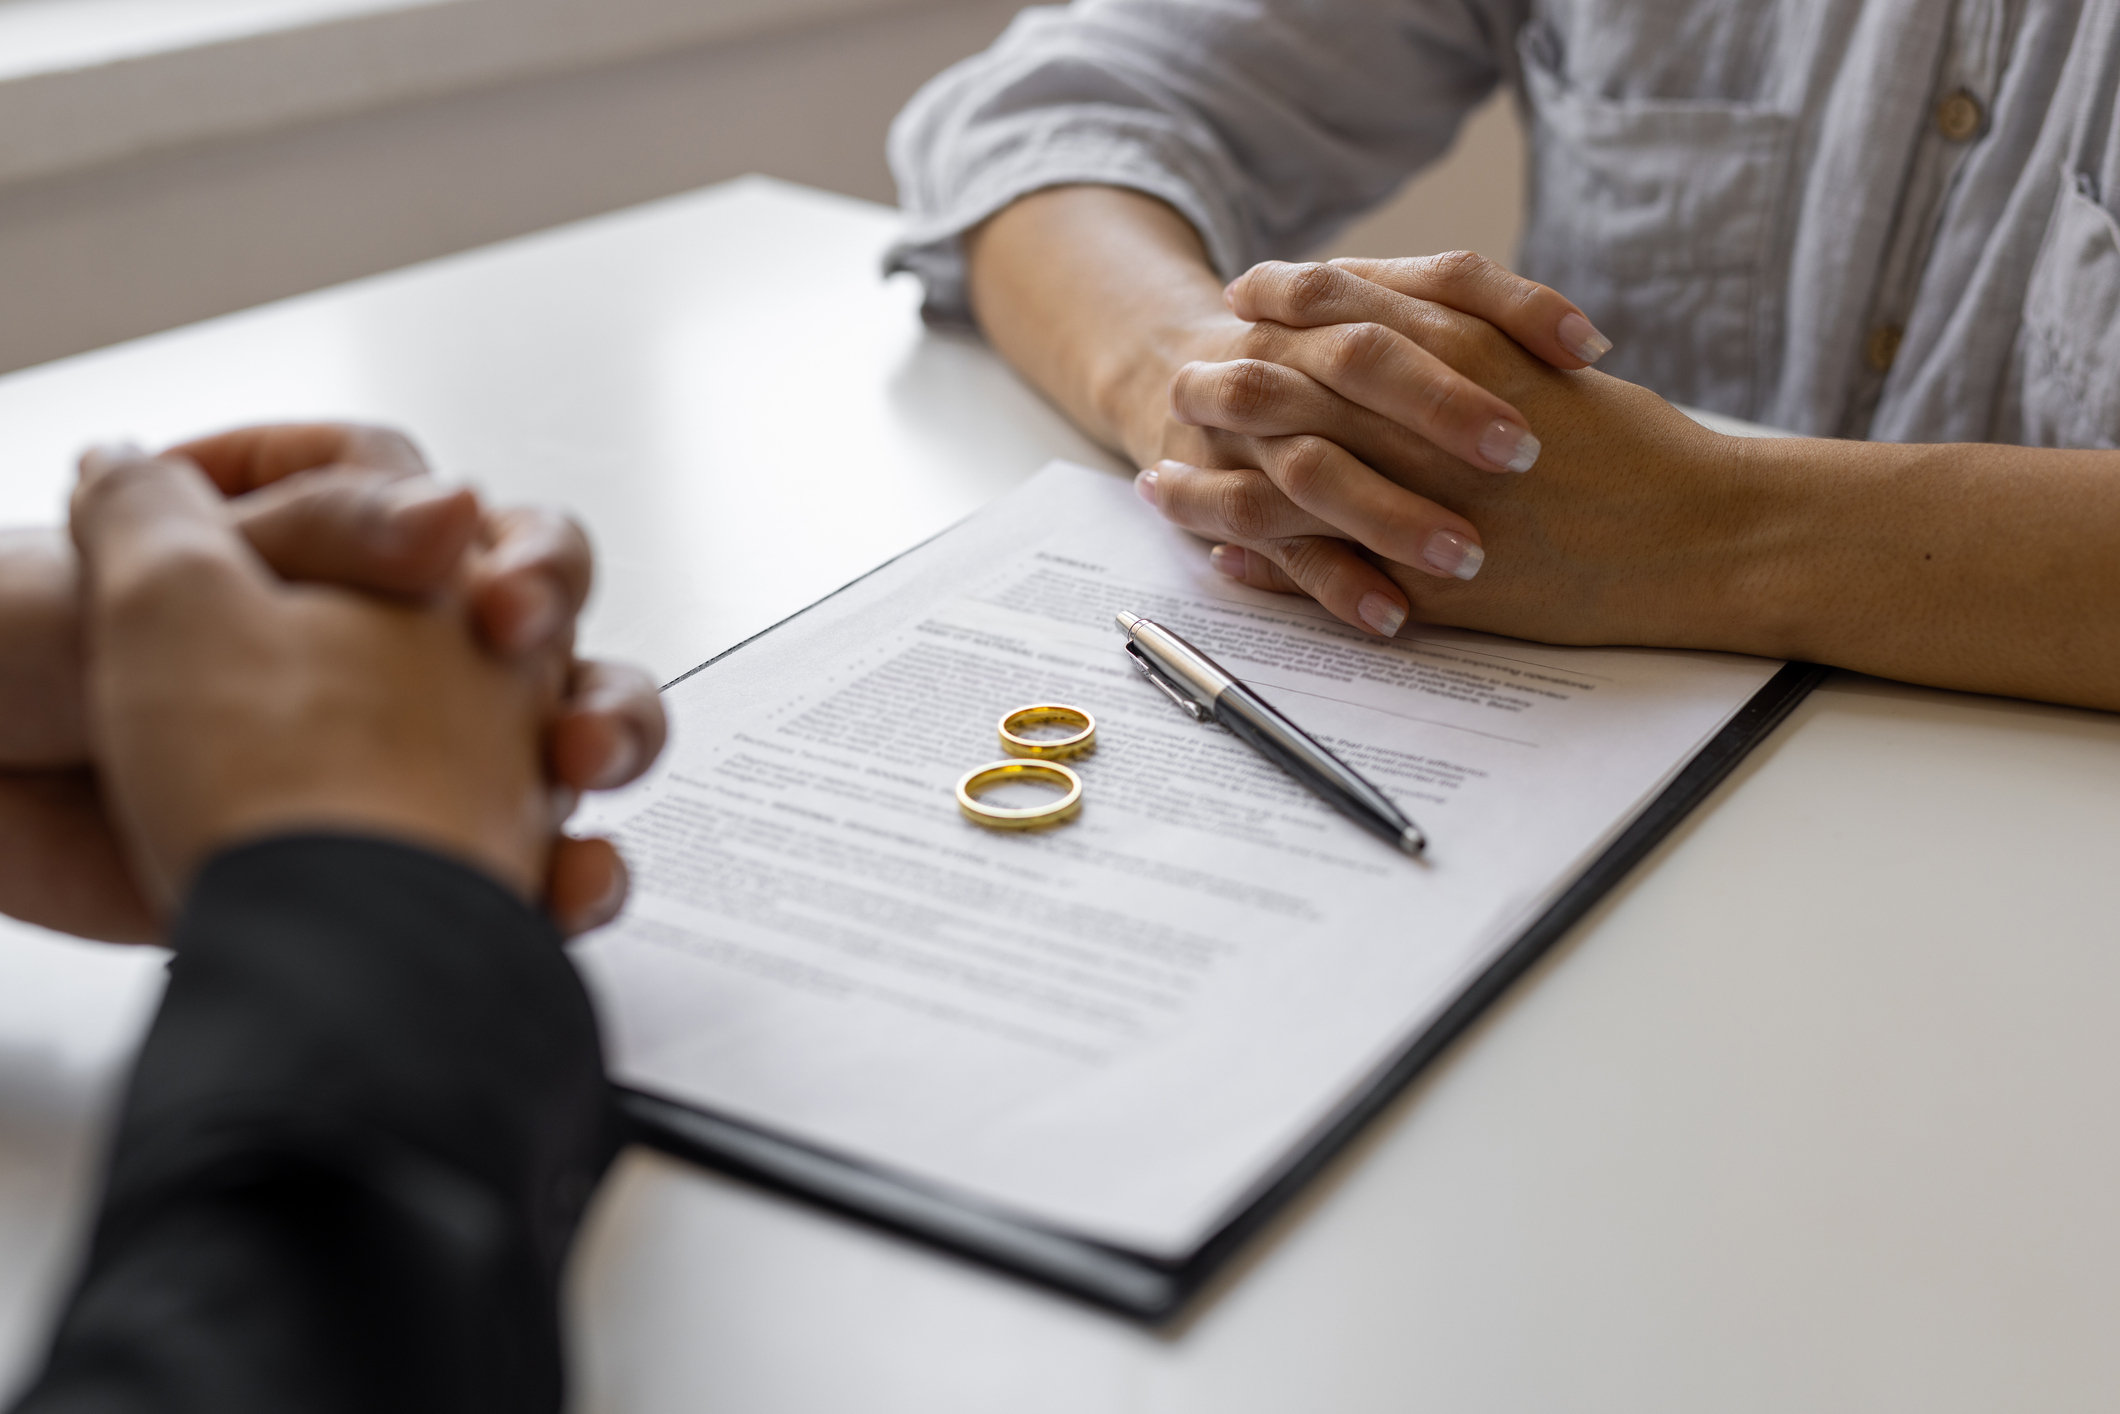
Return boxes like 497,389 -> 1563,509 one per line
0,0 -> 1023,374
0,2 -> 1525,378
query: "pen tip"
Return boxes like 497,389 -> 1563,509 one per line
1400,828 -> 1426,856
1115,610 -> 1141,632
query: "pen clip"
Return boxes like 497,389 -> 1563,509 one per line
1125,640 -> 1210,722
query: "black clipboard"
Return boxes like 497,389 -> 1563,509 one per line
612,549 -> 1828,1322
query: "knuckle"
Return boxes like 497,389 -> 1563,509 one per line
1416,364 -> 1474,425
1236,320 -> 1290,362
1216,475 -> 1283,543
1426,248 -> 1490,287
1168,360 -> 1204,414
1270,535 -> 1352,596
1319,321 -> 1392,381
1214,360 -> 1282,424
1503,272 -> 1548,315
1268,435 -> 1334,502
1281,262 -> 1341,319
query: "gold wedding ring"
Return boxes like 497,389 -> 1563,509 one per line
997,703 -> 1097,760
956,760 -> 1083,830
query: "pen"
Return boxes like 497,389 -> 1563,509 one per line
1115,610 -> 1427,856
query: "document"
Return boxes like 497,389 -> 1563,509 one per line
574,462 -> 1783,1256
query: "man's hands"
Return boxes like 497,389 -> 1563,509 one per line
173,427 -> 671,927
73,449 -> 559,907
0,424 -> 665,941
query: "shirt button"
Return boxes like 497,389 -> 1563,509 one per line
1864,324 -> 1904,373
1936,89 -> 1985,141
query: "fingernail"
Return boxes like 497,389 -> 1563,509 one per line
1558,311 -> 1613,364
571,847 -> 629,931
1134,466 -> 1159,505
371,481 -> 455,552
509,575 -> 564,649
1209,544 -> 1246,578
1422,530 -> 1485,581
1357,593 -> 1407,636
592,869 -> 627,923
589,730 -> 643,791
80,440 -> 149,474
1477,420 -> 1541,473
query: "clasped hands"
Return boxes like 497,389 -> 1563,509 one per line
0,423 -> 666,943
1132,251 -> 1761,654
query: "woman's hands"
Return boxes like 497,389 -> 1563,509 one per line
1146,255 -> 1618,633
971,185 -> 2120,711
1144,255 -> 2120,713
964,187 -> 1609,635
1146,300 -> 1780,653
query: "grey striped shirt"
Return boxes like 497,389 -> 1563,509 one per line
888,0 -> 2120,446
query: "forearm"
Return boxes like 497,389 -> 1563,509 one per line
1736,437 -> 2120,709
967,195 -> 2120,711
0,529 -> 84,766
0,770 -> 154,941
965,185 -> 1235,466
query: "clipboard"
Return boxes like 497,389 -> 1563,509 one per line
606,532 -> 1828,1321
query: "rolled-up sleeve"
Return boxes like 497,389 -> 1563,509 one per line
886,0 -> 1522,323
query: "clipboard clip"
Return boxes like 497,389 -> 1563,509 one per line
1125,640 -> 1210,722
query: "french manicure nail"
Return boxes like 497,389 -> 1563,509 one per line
1422,529 -> 1485,581
1134,466 -> 1159,505
1557,311 -> 1613,364
1477,420 -> 1541,473
1209,544 -> 1246,578
1357,593 -> 1407,637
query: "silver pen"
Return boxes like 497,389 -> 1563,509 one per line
1116,610 -> 1426,856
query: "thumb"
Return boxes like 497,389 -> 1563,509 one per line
72,442 -> 266,629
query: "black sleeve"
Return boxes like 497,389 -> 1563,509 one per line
9,835 -> 625,1414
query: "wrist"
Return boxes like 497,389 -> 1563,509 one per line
965,185 -> 1235,467
1707,433 -> 1898,663
1090,312 -> 1246,468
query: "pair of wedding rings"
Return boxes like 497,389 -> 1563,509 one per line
955,704 -> 1096,830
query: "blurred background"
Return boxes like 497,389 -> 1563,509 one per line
0,0 -> 1522,377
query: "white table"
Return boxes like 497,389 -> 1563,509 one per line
3,176 -> 2118,1413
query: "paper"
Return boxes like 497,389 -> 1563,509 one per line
574,462 -> 1782,1255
